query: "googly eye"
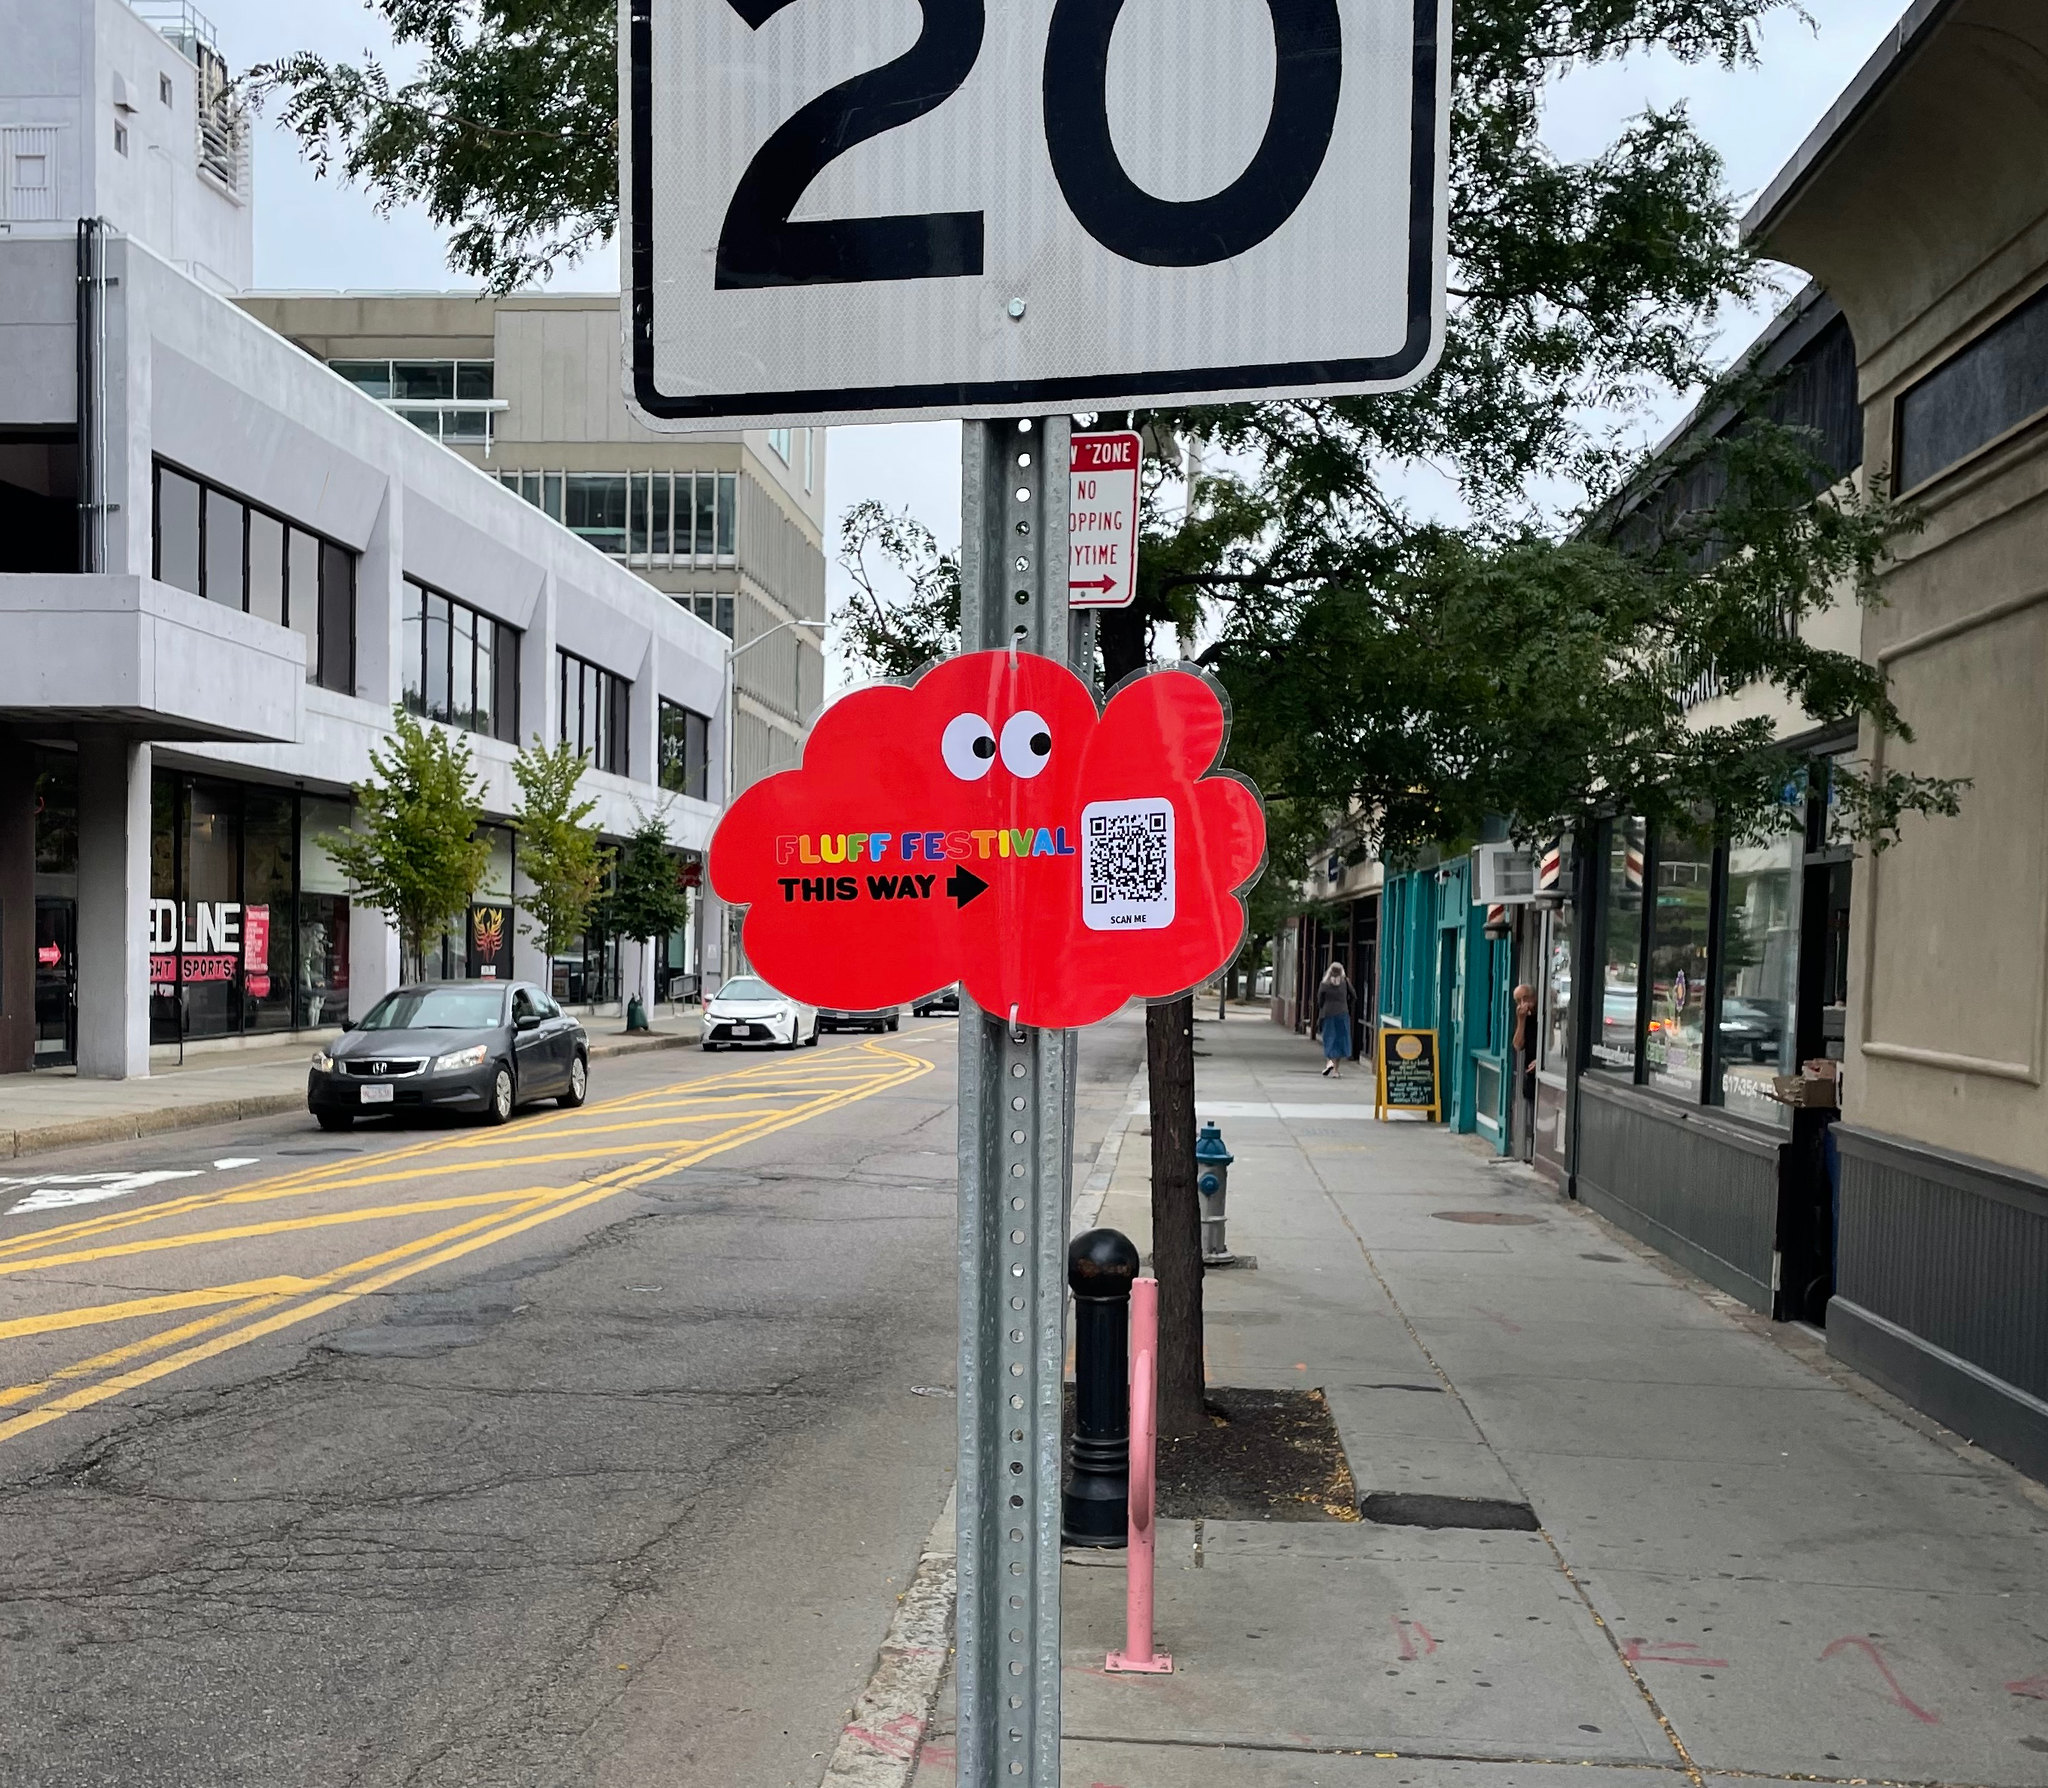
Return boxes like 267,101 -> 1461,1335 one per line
1000,710 -> 1053,779
941,712 -> 997,781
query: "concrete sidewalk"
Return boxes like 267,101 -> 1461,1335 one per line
0,1011 -> 703,1160
906,1013 -> 2048,1787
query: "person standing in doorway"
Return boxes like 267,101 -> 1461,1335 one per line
1317,962 -> 1353,1078
1512,982 -> 1539,1153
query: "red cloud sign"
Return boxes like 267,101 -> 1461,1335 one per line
709,652 -> 1265,1029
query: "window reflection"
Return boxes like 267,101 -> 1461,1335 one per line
1717,827 -> 1803,1127
1592,817 -> 1644,1072
1645,823 -> 1714,1098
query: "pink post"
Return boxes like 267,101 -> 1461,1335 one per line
1105,1276 -> 1172,1673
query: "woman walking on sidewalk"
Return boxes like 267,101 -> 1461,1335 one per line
1317,962 -> 1353,1078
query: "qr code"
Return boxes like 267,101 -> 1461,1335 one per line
1081,798 -> 1175,931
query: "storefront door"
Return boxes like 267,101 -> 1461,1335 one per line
33,898 -> 75,1066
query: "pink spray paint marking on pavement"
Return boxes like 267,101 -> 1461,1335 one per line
1820,1636 -> 1939,1724
1474,1306 -> 1524,1334
841,1710 -> 925,1760
1394,1618 -> 1440,1660
1621,1639 -> 1729,1669
2007,1675 -> 2048,1700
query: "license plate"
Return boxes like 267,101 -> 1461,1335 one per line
358,1083 -> 395,1104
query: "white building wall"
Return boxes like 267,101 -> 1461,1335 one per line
0,231 -> 729,1067
0,0 -> 252,292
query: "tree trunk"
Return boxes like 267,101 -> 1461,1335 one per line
1100,605 -> 1205,1437
1147,994 -> 1205,1439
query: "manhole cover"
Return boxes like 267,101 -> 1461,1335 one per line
1431,1210 -> 1543,1226
1581,1252 -> 1625,1263
278,1146 -> 364,1156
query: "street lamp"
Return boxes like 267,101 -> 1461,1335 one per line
724,614 -> 827,809
713,614 -> 829,984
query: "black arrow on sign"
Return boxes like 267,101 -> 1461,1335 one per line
947,866 -> 989,909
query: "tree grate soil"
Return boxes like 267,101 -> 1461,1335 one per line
1067,1385 -> 1359,1522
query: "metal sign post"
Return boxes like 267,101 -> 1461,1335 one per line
955,414 -> 1079,1786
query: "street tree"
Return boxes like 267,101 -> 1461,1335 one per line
325,708 -> 492,985
605,808 -> 693,959
512,737 -> 612,965
836,500 -> 961,681
251,0 -> 616,293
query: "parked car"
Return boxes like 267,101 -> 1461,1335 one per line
1601,983 -> 1638,1056
307,981 -> 587,1132
703,975 -> 819,1050
1718,996 -> 1786,1063
820,1005 -> 901,1033
912,985 -> 961,1016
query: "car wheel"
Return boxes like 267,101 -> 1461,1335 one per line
483,1065 -> 515,1125
886,1016 -> 899,1032
559,1053 -> 589,1108
805,1024 -> 820,1047
316,1111 -> 354,1133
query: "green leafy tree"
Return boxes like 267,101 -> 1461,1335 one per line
325,708 -> 492,984
251,1 -> 616,293
512,737 -> 612,961
605,811 -> 693,950
837,500 -> 961,681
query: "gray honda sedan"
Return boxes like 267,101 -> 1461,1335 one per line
307,981 -> 587,1132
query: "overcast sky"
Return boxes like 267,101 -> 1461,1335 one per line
206,0 -> 1910,621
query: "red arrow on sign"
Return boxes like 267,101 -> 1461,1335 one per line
1069,576 -> 1118,594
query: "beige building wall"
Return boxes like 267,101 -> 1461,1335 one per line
1751,0 -> 2048,1178
234,291 -> 828,795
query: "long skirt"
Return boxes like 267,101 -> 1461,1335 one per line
1320,1014 -> 1351,1061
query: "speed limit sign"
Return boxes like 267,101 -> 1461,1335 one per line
623,0 -> 1449,428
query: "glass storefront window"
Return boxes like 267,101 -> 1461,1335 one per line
469,826 -> 516,982
34,750 -> 77,876
1717,827 -> 1803,1128
1645,822 -> 1714,1099
243,791 -> 296,1034
299,797 -> 353,1029
146,779 -> 356,1043
1539,906 -> 1571,1075
1591,817 -> 1644,1072
181,780 -> 242,1040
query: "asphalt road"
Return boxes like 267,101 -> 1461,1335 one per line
0,1012 -> 1146,1788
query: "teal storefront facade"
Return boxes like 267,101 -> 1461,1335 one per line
1377,858 -> 1515,1151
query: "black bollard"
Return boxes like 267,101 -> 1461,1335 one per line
1063,1226 -> 1140,1547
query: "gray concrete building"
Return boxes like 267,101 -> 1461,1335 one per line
232,293 -> 829,798
0,2 -> 728,1080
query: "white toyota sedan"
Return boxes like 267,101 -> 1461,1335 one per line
702,975 -> 819,1051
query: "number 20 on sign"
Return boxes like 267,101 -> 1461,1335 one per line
623,0 -> 1450,428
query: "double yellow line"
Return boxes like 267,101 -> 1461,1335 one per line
0,1039 -> 938,1450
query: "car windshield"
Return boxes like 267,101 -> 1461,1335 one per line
717,977 -> 780,1002
359,987 -> 506,1031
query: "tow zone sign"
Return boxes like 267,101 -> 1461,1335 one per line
1068,430 -> 1139,609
